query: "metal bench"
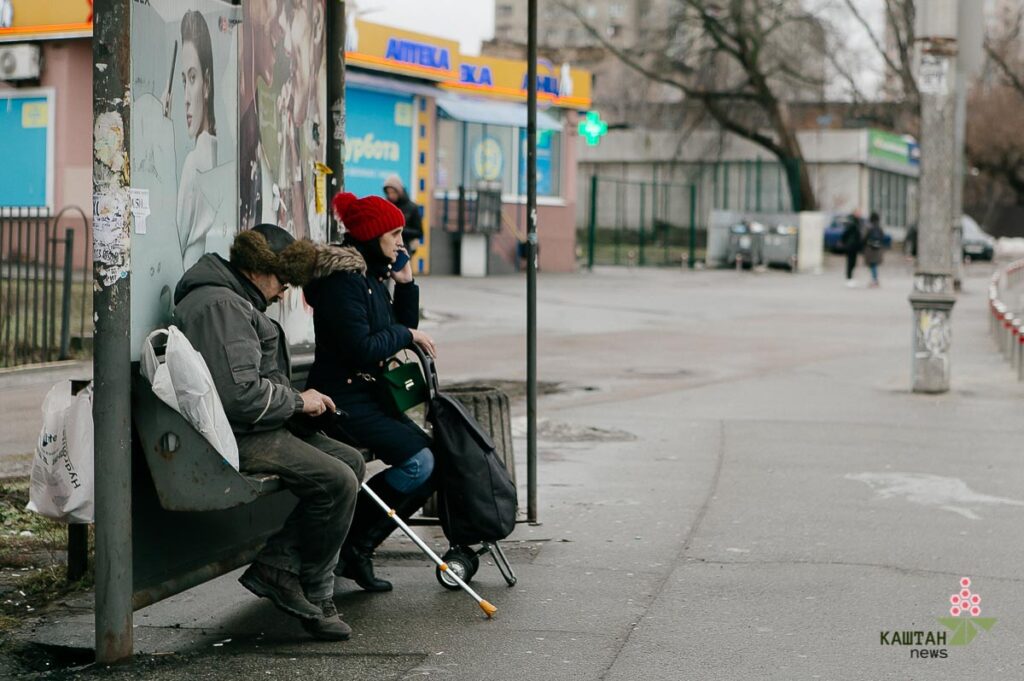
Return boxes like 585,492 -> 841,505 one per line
126,353 -> 320,609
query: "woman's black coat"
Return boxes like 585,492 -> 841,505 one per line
304,244 -> 429,464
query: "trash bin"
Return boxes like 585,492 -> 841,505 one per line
763,224 -> 799,270
726,221 -> 766,268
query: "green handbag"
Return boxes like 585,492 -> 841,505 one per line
378,356 -> 427,413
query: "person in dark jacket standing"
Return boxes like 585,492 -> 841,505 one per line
841,212 -> 863,287
173,224 -> 365,641
383,174 -> 423,255
863,211 -> 886,288
305,192 -> 438,594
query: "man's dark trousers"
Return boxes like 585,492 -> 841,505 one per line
236,429 -> 365,602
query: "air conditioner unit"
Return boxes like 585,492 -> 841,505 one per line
0,44 -> 41,81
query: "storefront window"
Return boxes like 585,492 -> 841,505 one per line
869,169 -> 913,228
437,116 -> 562,198
436,117 -> 461,192
464,123 -> 516,195
519,128 -> 561,197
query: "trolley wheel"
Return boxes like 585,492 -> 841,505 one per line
436,547 -> 478,591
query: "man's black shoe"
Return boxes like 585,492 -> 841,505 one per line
238,562 -> 322,620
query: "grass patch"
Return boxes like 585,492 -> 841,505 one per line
0,478 -> 93,629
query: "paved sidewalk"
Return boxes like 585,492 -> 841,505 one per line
7,257 -> 1024,680
0,361 -> 91,479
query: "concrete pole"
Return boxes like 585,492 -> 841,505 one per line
92,0 -> 134,662
910,0 -> 959,393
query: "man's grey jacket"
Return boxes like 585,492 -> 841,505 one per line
173,254 -> 303,433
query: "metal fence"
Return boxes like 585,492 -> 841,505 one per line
580,176 -> 699,268
578,160 -> 802,268
0,207 -> 92,367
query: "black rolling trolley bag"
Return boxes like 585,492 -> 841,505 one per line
414,346 -> 517,545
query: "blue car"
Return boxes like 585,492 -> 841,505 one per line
824,215 -> 892,253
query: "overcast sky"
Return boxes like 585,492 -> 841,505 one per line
355,1 -> 495,55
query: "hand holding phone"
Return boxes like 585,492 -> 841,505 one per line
393,248 -> 411,272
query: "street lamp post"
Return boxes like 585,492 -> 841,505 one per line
526,0 -> 538,523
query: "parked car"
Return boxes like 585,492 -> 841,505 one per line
824,214 -> 892,254
960,215 -> 995,261
904,215 -> 995,261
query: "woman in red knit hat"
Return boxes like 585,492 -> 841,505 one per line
303,192 -> 438,593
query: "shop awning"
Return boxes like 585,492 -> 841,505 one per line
436,96 -> 562,131
345,70 -> 445,98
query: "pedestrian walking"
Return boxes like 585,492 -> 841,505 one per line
863,211 -> 886,288
841,212 -> 863,287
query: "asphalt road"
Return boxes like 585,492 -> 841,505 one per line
8,257 -> 1024,680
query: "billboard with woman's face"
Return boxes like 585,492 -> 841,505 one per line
129,0 -> 240,357
127,0 -> 327,357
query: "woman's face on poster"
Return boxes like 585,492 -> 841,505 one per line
181,40 -> 208,140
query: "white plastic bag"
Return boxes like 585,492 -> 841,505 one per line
27,380 -> 95,523
141,326 -> 239,470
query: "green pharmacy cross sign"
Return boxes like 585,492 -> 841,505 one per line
578,111 -> 608,146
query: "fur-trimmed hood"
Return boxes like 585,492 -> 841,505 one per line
304,244 -> 368,310
311,244 -> 366,279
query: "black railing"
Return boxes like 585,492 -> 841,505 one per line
0,206 -> 92,367
436,184 -> 503,234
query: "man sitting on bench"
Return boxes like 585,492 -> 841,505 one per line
173,224 -> 365,641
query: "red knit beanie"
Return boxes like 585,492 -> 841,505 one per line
332,192 -> 405,242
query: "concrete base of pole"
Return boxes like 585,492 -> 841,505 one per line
910,287 -> 956,394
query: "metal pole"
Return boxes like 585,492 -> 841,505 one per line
526,0 -> 539,524
689,184 -> 697,269
59,229 -> 74,360
639,183 -> 646,267
93,0 -> 134,662
910,0 -> 959,393
326,0 -> 346,243
67,377 -> 92,582
587,175 -> 597,270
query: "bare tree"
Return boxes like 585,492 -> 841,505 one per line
559,0 -> 823,210
970,6 -> 1024,209
984,4 -> 1024,99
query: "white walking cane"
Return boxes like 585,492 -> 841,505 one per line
360,482 -> 497,618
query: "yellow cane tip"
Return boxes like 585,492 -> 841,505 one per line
480,600 -> 497,617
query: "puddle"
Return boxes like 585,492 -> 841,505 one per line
512,417 -> 636,443
624,368 -> 695,380
445,379 -> 589,401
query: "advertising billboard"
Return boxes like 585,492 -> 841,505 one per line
343,86 -> 414,199
0,0 -> 92,42
129,0 -> 241,357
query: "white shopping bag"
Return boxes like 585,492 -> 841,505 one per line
141,326 -> 239,470
27,381 -> 95,523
